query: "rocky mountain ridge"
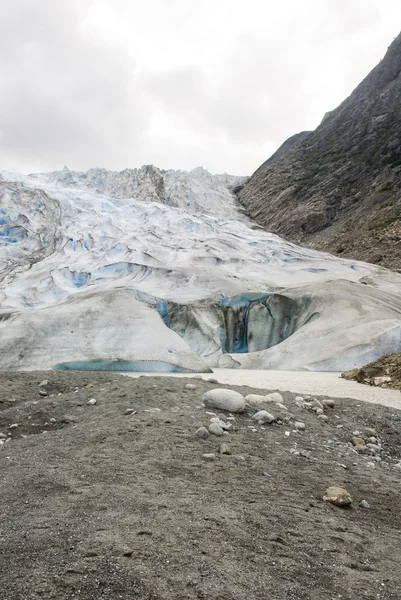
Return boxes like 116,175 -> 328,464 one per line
238,32 -> 401,271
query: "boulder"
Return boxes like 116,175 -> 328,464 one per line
203,389 -> 245,413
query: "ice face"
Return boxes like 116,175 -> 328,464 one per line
1,165 -> 401,371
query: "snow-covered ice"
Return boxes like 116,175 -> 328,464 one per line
1,165 -> 401,371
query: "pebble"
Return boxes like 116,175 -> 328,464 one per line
367,436 -> 378,444
323,486 -> 352,507
185,384 -> 197,391
220,443 -> 232,455
245,394 -> 267,405
318,414 -> 328,421
359,499 -> 370,509
252,410 -> 275,425
208,423 -> 224,436
323,399 -> 335,408
365,428 -> 377,437
38,390 -> 48,397
312,399 -> 324,410
9,424 -> 18,429
294,422 -> 305,430
202,453 -> 216,460
49,418 -> 56,424
125,408 -> 136,415
87,398 -> 97,405
195,427 -> 210,440
295,396 -> 304,402
207,378 -> 219,384
38,379 -> 49,387
315,408 -> 324,415
203,389 -> 245,413
264,392 -> 284,404
351,437 -> 365,447
0,433 -> 7,439
366,443 -> 381,453
275,402 -> 288,411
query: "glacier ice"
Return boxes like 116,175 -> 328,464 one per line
1,165 -> 401,371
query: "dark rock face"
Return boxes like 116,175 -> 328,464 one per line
238,33 -> 401,271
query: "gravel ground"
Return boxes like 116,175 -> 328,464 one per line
123,369 -> 401,408
1,371 -> 401,600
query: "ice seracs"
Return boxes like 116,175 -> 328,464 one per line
1,165 -> 401,372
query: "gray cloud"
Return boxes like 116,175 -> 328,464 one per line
0,0 -> 400,175
0,0 -> 149,172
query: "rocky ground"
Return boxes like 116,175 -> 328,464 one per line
343,352 -> 401,391
1,372 -> 401,600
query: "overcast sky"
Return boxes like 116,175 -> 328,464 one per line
0,0 -> 400,176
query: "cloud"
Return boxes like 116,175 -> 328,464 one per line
0,0 -> 400,175
0,0 -> 149,172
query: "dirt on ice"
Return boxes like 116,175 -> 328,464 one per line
1,371 -> 401,600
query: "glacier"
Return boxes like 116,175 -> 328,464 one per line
1,164 -> 401,372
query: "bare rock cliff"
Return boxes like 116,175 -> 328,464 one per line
238,33 -> 401,271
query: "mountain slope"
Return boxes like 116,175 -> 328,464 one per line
238,33 -> 401,271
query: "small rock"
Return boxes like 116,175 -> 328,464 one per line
220,443 -> 232,455
299,449 -> 311,459
203,389 -> 245,413
207,378 -> 219,384
195,427 -> 210,440
38,379 -> 49,387
87,398 -> 97,406
252,410 -> 275,425
373,375 -> 391,386
318,414 -> 328,421
264,392 -> 284,404
315,408 -> 324,415
295,396 -> 304,402
122,546 -> 133,557
185,383 -> 197,390
9,424 -> 18,430
125,408 -> 136,415
366,443 -> 381,453
351,437 -> 365,447
365,428 -> 377,437
294,422 -> 305,430
312,399 -> 324,410
367,436 -> 378,444
322,399 -> 335,408
275,402 -> 289,411
323,486 -> 352,507
38,389 -> 48,397
202,453 -> 216,460
85,383 -> 95,388
208,423 -> 224,436
245,394 -> 267,406
220,421 -> 233,431
359,499 -> 370,509
49,418 -> 56,424
0,433 -> 7,439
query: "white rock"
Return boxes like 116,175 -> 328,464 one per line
87,398 -> 97,405
294,422 -> 305,430
38,379 -> 49,387
252,410 -> 275,424
9,424 -> 18,429
264,392 -> 283,404
208,423 -> 224,436
202,453 -> 216,460
245,394 -> 266,406
185,383 -> 197,390
0,433 -> 7,439
203,389 -> 245,413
